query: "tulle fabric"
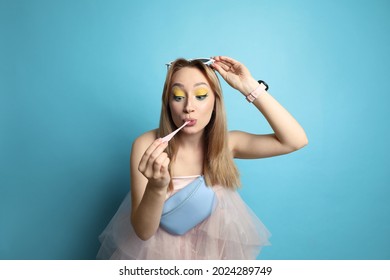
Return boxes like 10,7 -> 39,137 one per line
96,176 -> 271,260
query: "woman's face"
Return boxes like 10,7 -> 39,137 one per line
168,67 -> 215,136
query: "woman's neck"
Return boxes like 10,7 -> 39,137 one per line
175,130 -> 205,150
171,131 -> 205,176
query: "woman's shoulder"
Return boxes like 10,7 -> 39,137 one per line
132,129 -> 158,152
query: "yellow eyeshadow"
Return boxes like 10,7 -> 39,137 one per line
194,88 -> 208,96
172,87 -> 185,97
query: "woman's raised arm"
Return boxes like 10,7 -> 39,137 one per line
212,56 -> 308,159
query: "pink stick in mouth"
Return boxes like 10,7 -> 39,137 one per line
161,121 -> 190,142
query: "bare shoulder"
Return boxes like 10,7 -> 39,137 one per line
132,129 -> 158,153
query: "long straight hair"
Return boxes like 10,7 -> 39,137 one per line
158,59 -> 240,190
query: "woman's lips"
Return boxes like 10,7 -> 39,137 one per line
185,119 -> 197,126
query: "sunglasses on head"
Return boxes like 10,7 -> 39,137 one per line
165,57 -> 215,68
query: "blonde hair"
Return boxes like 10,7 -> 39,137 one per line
158,58 -> 240,190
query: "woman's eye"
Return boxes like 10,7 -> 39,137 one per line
196,94 -> 208,101
173,95 -> 185,101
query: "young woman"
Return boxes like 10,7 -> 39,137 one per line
97,56 -> 308,259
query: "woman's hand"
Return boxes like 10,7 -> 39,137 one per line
138,139 -> 171,189
130,135 -> 171,240
212,56 -> 259,96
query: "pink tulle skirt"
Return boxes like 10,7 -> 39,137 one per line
97,178 -> 271,260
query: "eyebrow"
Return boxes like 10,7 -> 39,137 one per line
171,83 -> 184,89
194,82 -> 209,87
171,82 -> 210,89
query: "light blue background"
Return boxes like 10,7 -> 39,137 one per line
1,0 -> 389,260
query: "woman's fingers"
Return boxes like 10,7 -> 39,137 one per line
137,138 -> 171,188
211,62 -> 226,76
160,157 -> 170,175
213,56 -> 255,94
216,56 -> 239,65
138,139 -> 168,174
152,152 -> 168,177
138,139 -> 159,173
213,56 -> 237,69
215,61 -> 231,72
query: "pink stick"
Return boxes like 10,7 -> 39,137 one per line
161,121 -> 190,142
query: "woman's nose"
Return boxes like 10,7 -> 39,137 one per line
184,98 -> 195,113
